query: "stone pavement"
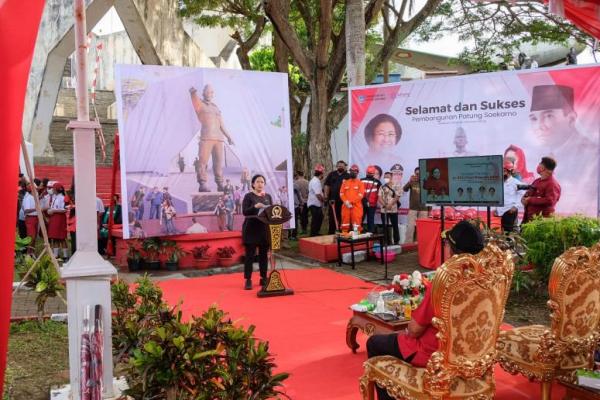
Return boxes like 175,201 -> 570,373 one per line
10,248 -> 424,319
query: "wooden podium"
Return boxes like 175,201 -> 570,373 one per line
257,205 -> 294,298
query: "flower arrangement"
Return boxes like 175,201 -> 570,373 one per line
216,246 -> 236,258
192,245 -> 211,260
389,271 -> 429,308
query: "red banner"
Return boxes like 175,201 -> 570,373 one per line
0,1 -> 46,393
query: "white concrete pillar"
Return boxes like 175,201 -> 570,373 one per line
61,1 -> 117,399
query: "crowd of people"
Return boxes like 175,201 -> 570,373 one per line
290,160 -> 430,245
286,153 -> 562,246
16,174 -> 122,260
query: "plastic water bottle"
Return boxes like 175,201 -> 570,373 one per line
376,295 -> 385,313
353,225 -> 359,238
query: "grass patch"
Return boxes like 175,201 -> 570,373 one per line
3,320 -> 69,400
505,289 -> 550,327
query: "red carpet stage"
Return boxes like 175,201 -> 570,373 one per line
159,269 -> 565,399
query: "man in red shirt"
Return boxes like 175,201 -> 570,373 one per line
361,165 -> 381,233
521,157 -> 561,224
366,221 -> 484,400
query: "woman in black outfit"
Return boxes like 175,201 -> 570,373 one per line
242,174 -> 272,290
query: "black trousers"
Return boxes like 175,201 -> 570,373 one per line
244,244 -> 269,280
328,200 -> 343,234
366,333 -> 415,400
309,205 -> 323,236
364,206 -> 377,233
300,204 -> 308,232
17,220 -> 27,239
382,213 -> 400,245
70,232 -> 76,255
291,205 -> 308,238
501,210 -> 518,232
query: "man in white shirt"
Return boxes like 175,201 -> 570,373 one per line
22,184 -> 38,251
530,59 -> 538,69
96,196 -> 105,229
186,217 -> 208,234
307,164 -> 325,236
494,160 -> 525,232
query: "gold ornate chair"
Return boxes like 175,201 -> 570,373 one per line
496,245 -> 600,400
360,244 -> 514,400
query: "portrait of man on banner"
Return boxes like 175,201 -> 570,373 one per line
526,83 -> 599,214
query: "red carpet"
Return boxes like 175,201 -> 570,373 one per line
159,268 -> 565,399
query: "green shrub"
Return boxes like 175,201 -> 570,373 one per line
111,276 -> 289,400
521,215 -> 600,281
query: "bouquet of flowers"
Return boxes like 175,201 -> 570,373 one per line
389,271 -> 430,310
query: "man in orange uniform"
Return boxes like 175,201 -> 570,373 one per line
340,164 -> 365,234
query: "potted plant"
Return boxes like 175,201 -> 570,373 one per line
216,246 -> 237,267
160,240 -> 187,271
126,240 -> 143,272
192,245 -> 212,270
142,238 -> 161,270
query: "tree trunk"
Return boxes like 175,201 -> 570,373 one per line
346,0 -> 366,87
291,99 -> 308,175
307,70 -> 332,171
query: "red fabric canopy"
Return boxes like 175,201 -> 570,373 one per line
549,0 -> 600,40
564,0 -> 600,40
0,1 -> 46,394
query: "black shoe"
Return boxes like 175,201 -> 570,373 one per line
244,279 -> 252,290
198,184 -> 210,192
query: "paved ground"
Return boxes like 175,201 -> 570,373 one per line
10,245 -> 423,319
11,290 -> 67,320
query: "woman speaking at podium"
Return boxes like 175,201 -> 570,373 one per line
242,174 -> 273,290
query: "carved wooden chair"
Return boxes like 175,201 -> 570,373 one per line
496,245 -> 600,400
360,244 -> 514,400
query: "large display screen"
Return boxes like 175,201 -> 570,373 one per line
419,155 -> 504,206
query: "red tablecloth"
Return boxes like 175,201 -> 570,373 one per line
416,215 -> 501,269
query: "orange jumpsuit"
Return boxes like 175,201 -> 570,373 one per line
339,178 -> 365,233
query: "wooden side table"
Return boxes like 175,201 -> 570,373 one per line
346,310 -> 410,353
560,381 -> 600,400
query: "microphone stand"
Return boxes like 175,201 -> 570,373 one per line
382,186 -> 390,281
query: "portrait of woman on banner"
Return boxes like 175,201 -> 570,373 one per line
504,144 -> 534,183
363,114 -> 403,168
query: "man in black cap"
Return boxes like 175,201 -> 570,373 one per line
528,85 -> 596,214
366,220 -> 484,400
324,160 -> 350,234
521,157 -> 561,224
445,220 -> 485,255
